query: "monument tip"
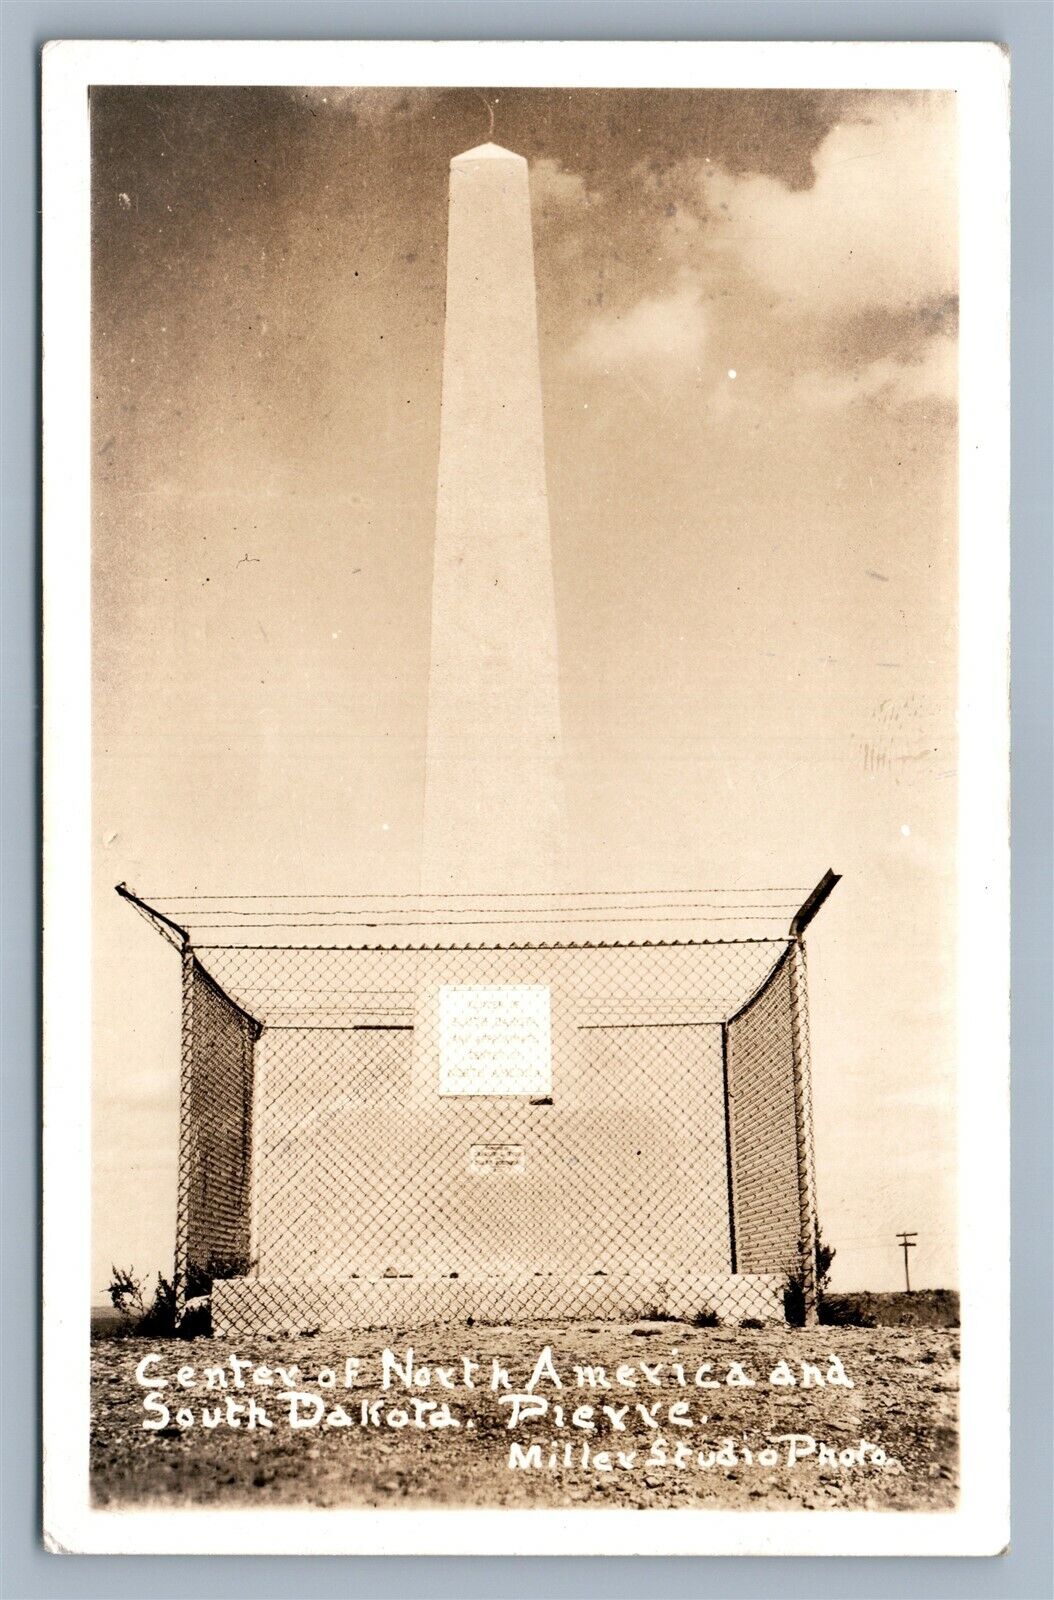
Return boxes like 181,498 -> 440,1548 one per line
451,141 -> 525,166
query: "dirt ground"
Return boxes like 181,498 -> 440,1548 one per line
91,1320 -> 958,1511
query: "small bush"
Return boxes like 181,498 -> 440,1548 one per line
178,1298 -> 213,1339
637,1305 -> 679,1323
106,1265 -> 180,1337
691,1308 -> 720,1328
107,1265 -> 146,1321
784,1225 -> 836,1326
105,1256 -> 250,1339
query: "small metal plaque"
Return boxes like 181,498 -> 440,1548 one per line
437,984 -> 552,1096
468,1142 -> 526,1174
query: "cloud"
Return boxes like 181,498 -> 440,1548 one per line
534,93 -> 956,414
702,93 -> 958,317
568,269 -> 708,372
530,157 -> 593,211
279,87 -> 441,124
794,329 -> 957,410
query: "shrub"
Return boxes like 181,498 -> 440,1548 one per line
784,1225 -> 836,1326
107,1264 -> 146,1320
105,1255 -> 250,1338
691,1308 -> 721,1328
106,1265 -> 179,1337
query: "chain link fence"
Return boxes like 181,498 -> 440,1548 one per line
160,920 -> 824,1334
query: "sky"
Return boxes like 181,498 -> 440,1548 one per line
91,86 -> 959,1299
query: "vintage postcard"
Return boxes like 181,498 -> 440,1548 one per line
42,40 -> 1010,1556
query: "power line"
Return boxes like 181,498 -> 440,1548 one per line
142,886 -> 814,901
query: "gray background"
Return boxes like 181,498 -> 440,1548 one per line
2,1 -> 1050,1596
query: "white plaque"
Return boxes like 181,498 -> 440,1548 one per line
437,985 -> 551,1096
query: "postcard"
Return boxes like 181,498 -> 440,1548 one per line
42,39 -> 1010,1556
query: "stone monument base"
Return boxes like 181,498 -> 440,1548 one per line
211,1272 -> 785,1338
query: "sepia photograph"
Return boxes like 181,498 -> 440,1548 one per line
42,40 -> 1010,1557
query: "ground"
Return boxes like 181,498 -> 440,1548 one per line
91,1317 -> 959,1511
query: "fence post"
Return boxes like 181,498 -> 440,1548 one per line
787,938 -> 820,1327
175,946 -> 195,1318
719,1022 -> 738,1274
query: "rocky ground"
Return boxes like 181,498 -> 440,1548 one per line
91,1320 -> 958,1511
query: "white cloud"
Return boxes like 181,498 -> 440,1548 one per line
794,329 -> 957,409
557,96 -> 956,395
530,157 -> 593,210
283,87 -> 438,119
568,269 -> 708,371
703,94 -> 958,316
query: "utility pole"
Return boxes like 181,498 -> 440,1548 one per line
896,1231 -> 917,1292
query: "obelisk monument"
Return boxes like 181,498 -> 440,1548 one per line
421,143 -> 565,893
